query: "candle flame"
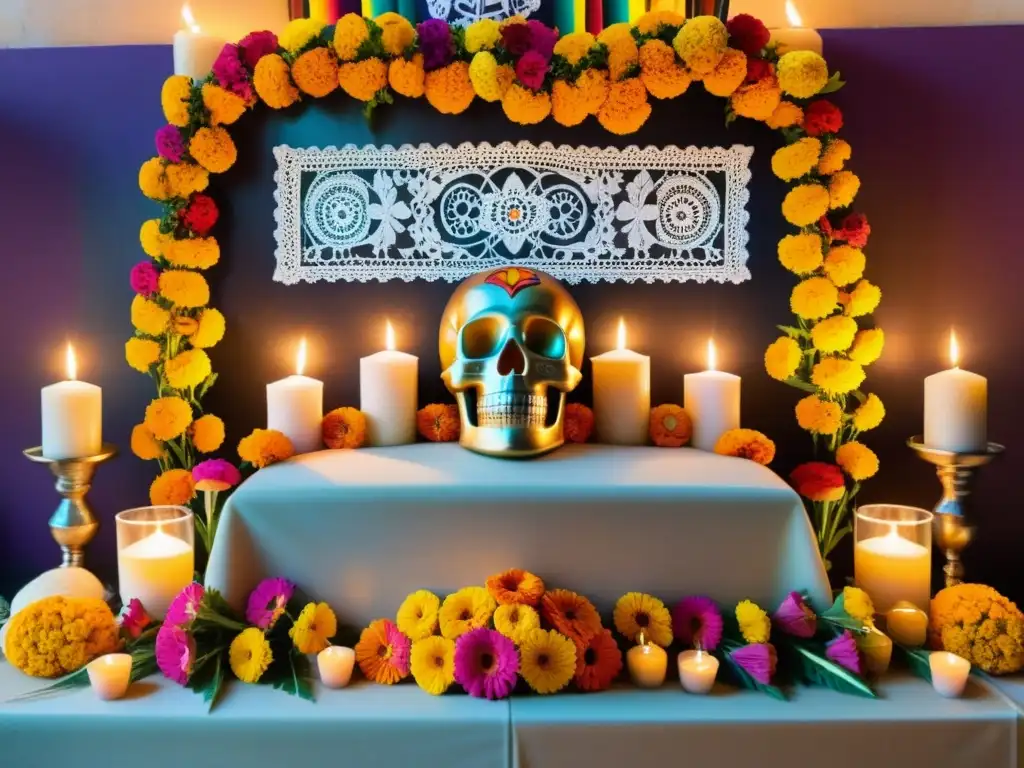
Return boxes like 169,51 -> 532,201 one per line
65,343 -> 77,381
616,317 -> 627,351
785,0 -> 803,27
385,320 -> 396,352
296,337 -> 307,376
707,338 -> 717,372
949,329 -> 960,369
181,3 -> 200,33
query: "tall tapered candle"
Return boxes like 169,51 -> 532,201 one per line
41,344 -> 102,460
591,319 -> 650,445
172,4 -> 224,82
684,339 -> 741,452
267,338 -> 324,454
924,331 -> 987,452
360,321 -> 418,446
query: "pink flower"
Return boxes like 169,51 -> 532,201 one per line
130,261 -> 160,296
238,30 -> 278,69
385,620 -> 411,677
192,458 -> 242,492
773,592 -> 817,638
826,630 -> 863,675
729,643 -> 777,685
672,596 -> 724,651
165,583 -> 205,627
515,51 -> 549,91
527,20 -> 558,61
119,598 -> 152,639
155,124 -> 185,162
454,628 -> 519,700
156,623 -> 195,685
246,577 -> 295,630
212,43 -> 254,102
501,23 -> 532,56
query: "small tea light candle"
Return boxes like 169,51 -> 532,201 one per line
677,649 -> 719,694
88,653 -> 133,701
885,601 -> 929,648
627,631 -> 667,689
318,645 -> 356,689
930,651 -> 971,698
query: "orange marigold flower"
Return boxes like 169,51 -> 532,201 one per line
541,589 -> 603,645
190,413 -> 225,453
597,78 -> 651,135
703,48 -> 747,97
730,76 -> 782,121
638,40 -> 691,99
238,428 -> 295,468
577,68 -> 610,115
649,404 -> 693,447
766,100 -> 804,129
201,83 -> 247,126
417,404 -> 460,443
322,407 -> 367,449
486,569 -> 546,607
338,58 -> 388,102
424,61 -> 475,115
563,403 -> 594,443
253,53 -> 299,109
551,79 -> 591,127
502,83 -> 551,125
131,423 -> 165,461
292,46 -> 339,98
607,36 -> 640,82
188,126 -> 237,174
355,619 -> 411,685
714,428 -> 776,465
574,628 -> 623,692
388,54 -> 425,98
149,468 -> 196,506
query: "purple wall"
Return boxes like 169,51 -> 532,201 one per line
1,28 -> 1021,597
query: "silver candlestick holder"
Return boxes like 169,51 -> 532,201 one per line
907,436 -> 1003,588
24,444 -> 118,568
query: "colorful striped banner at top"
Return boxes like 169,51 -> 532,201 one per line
554,0 -> 587,34
308,0 -> 341,23
627,0 -> 646,21
396,0 -> 416,20
602,0 -> 630,26
586,0 -> 603,34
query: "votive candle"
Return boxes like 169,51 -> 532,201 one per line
88,653 -> 133,700
627,632 -> 667,688
930,651 -> 970,698
677,649 -> 719,694
318,645 -> 356,689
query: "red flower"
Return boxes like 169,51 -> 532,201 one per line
501,24 -> 532,56
515,50 -> 549,91
181,193 -> 219,235
817,215 -> 833,242
745,58 -> 773,84
727,14 -> 771,57
563,403 -> 594,444
834,212 -> 871,248
803,100 -> 843,137
790,462 -> 846,502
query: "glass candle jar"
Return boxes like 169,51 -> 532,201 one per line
854,504 -> 932,615
116,506 -> 194,619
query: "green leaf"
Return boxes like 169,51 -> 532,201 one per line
196,372 -> 218,400
898,644 -> 932,682
791,643 -> 875,698
272,652 -> 315,702
8,666 -> 91,702
784,377 -> 819,393
201,654 -> 226,712
818,71 -> 846,95
718,643 -> 787,701
777,324 -> 810,339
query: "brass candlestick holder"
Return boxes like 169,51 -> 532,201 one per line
908,436 -> 1003,588
24,444 -> 118,568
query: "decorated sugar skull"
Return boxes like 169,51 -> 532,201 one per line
440,267 -> 584,458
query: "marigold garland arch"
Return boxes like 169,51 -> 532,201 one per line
130,10 -> 883,566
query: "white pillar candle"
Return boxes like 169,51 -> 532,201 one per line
930,651 -> 971,698
360,321 -> 418,446
854,528 -> 931,615
88,654 -> 133,701
172,4 -> 224,82
267,338 -> 324,455
118,529 -> 194,619
924,331 -> 987,452
591,319 -> 650,445
769,2 -> 824,55
41,344 -> 102,460
677,649 -> 719,694
683,339 -> 741,452
318,645 -> 356,689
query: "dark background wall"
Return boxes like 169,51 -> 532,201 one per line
1,26 -> 1020,598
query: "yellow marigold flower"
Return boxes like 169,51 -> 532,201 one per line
551,79 -> 590,127
131,423 -> 165,460
852,393 -> 885,431
836,441 -> 879,481
553,31 -> 595,65
613,592 -> 673,647
159,270 -> 210,308
842,587 -> 875,622
140,219 -> 169,257
818,138 -> 852,175
292,46 -> 339,98
791,276 -> 838,320
730,77 -> 781,121
131,295 -> 170,336
795,395 -> 842,435
424,61 -> 475,115
290,602 -> 337,654
189,126 -> 236,174
388,53 -> 425,98
778,232 -> 824,274
782,183 -> 830,227
714,429 -> 776,465
230,627 -> 273,684
829,170 -> 860,210
165,162 -> 209,198
502,83 -> 551,125
149,468 -> 196,506
811,315 -> 858,353
254,53 -> 299,109
777,50 -> 829,98
161,74 -> 192,127
410,635 -> 455,695
238,428 -> 294,468
164,348 -> 211,390
396,590 -> 440,641
607,36 -> 640,82
439,587 -> 496,640
766,100 -> 803,129
144,396 -> 193,441
577,68 -> 610,115
823,244 -> 865,287
465,17 -> 502,53
635,9 -> 684,36
164,237 -> 220,270
842,279 -> 882,317
519,628 -> 577,694
4,596 -> 119,678
376,12 -> 415,56
333,13 -> 369,61
597,78 -> 651,135
139,157 -> 170,200
190,413 -> 225,453
638,39 -> 691,99
771,137 -> 822,182
493,603 -> 541,644
764,337 -> 802,381
736,599 -> 771,644
125,337 -> 161,373
280,17 -> 324,53
190,307 -> 226,349
672,16 -> 727,76
174,314 -> 199,336
201,83 -> 246,126
811,357 -> 866,396
469,51 -> 505,102
849,328 -> 885,365
702,47 -> 746,97
338,58 -> 388,101
929,584 -> 1024,675
597,22 -> 632,45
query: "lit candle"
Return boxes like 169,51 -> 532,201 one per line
172,4 -> 225,82
591,318 -> 650,445
118,528 -> 194,619
318,645 -> 356,689
854,525 -> 931,615
360,321 -> 418,446
769,0 -> 824,55
627,631 -> 667,689
929,651 -> 971,698
683,339 -> 741,452
677,649 -> 719,694
88,653 -> 133,701
41,343 -> 102,460
885,601 -> 929,648
924,330 -> 987,452
267,338 -> 324,454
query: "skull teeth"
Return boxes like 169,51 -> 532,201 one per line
477,393 -> 547,427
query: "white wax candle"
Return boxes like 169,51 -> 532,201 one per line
267,376 -> 324,454
930,651 -> 970,698
88,653 -> 133,701
118,530 -> 194,619
591,319 -> 650,445
683,340 -> 740,452
360,322 -> 418,446
677,649 -> 719,694
854,529 -> 931,615
318,645 -> 356,689
172,6 -> 223,83
924,333 -> 987,452
41,344 -> 102,460
769,28 -> 824,55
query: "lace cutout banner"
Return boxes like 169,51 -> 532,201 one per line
273,141 -> 753,285
425,0 -> 543,25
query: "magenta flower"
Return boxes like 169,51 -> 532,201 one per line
119,597 -> 152,639
165,582 -> 205,627
773,591 -> 818,638
238,30 -> 278,69
192,458 -> 242,492
515,51 -> 549,91
385,620 -> 412,677
501,23 -> 531,56
130,261 -> 160,296
454,627 -> 519,700
155,623 -> 195,685
527,20 -> 557,61
245,577 -> 295,630
672,596 -> 724,651
212,43 -> 254,102
826,630 -> 863,675
416,19 -> 454,71
155,124 -> 185,162
729,643 -> 777,685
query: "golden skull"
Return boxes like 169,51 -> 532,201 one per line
439,267 -> 585,458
